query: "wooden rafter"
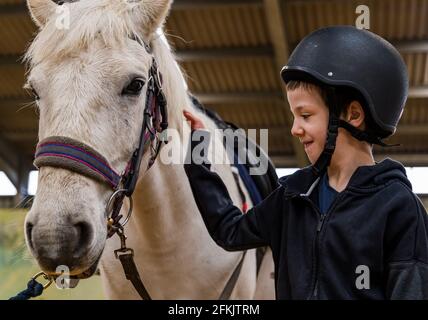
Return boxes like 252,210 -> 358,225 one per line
263,0 -> 308,167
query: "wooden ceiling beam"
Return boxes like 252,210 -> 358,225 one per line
175,47 -> 273,62
2,38 -> 427,66
394,40 -> 428,53
173,0 -> 262,10
194,92 -> 282,104
263,0 -> 309,167
409,86 -> 428,98
2,47 -> 273,66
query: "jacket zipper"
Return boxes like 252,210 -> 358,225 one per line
301,193 -> 345,299
307,198 -> 323,299
312,214 -> 326,298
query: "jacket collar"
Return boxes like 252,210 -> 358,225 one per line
278,158 -> 410,198
279,165 -> 318,197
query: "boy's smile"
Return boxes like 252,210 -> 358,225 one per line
303,141 -> 314,151
287,85 -> 329,164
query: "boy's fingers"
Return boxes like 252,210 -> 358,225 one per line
182,110 -> 205,130
183,110 -> 193,121
183,110 -> 198,122
183,111 -> 195,124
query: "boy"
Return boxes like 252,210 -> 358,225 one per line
183,26 -> 428,299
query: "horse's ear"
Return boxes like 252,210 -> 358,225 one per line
126,0 -> 172,37
27,0 -> 58,27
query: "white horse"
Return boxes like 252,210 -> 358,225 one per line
24,0 -> 275,299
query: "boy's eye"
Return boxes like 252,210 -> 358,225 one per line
302,114 -> 311,119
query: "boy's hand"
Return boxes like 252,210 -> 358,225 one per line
183,110 -> 206,130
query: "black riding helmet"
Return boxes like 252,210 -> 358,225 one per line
281,26 -> 409,176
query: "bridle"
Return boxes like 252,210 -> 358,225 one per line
32,36 -> 246,300
34,38 -> 167,228
33,36 -> 167,299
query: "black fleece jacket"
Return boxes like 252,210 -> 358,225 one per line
184,132 -> 428,300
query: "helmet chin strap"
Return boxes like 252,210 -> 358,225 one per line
311,112 -> 340,177
311,89 -> 400,177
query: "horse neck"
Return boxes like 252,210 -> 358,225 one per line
131,159 -> 196,243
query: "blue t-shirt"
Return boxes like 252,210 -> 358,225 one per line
318,173 -> 339,215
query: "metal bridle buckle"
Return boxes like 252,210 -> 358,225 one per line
114,225 -> 134,259
106,188 -> 133,228
32,271 -> 54,289
114,247 -> 134,259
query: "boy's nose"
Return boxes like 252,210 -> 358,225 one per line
290,121 -> 303,137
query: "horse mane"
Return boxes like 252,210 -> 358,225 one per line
152,36 -> 192,134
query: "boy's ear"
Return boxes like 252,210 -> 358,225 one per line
345,101 -> 365,129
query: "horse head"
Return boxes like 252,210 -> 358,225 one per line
24,0 -> 173,278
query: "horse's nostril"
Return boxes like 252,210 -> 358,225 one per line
25,222 -> 34,251
73,222 -> 93,256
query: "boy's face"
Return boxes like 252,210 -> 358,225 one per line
287,85 -> 329,164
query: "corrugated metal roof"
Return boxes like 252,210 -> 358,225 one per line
0,0 -> 427,180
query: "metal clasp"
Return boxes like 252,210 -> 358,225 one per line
106,189 -> 133,228
32,272 -> 54,289
114,226 -> 134,259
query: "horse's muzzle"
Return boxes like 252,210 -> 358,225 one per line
25,219 -> 95,274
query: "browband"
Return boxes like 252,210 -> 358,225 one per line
34,136 -> 121,189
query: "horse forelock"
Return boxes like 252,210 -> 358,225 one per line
25,0 -> 192,133
25,0 -> 145,67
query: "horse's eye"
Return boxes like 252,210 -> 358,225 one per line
25,83 -> 40,101
31,88 -> 40,101
122,78 -> 145,96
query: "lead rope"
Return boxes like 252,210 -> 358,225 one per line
9,272 -> 53,300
